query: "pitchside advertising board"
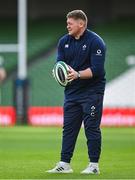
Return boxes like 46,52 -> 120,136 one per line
0,106 -> 135,126
0,107 -> 16,126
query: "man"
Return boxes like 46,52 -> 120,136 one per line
47,10 -> 106,174
0,58 -> 6,104
0,68 -> 6,83
0,57 -> 6,83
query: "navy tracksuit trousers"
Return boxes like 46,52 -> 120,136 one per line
61,93 -> 104,163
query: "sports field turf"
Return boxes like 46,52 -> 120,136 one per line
0,127 -> 135,179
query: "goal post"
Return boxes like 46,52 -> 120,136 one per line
18,0 -> 27,80
0,0 -> 29,124
14,0 -> 29,124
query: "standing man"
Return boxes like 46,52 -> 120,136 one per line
0,57 -> 6,104
0,57 -> 6,83
47,10 -> 106,174
0,67 -> 6,83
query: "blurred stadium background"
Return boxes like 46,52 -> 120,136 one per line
0,0 -> 135,179
0,0 -> 135,126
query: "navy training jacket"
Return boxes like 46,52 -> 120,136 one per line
56,29 -> 106,100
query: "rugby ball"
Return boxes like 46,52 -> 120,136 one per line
53,61 -> 70,87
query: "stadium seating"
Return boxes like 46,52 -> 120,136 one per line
1,20 -> 135,106
0,19 -> 65,73
0,19 -> 65,105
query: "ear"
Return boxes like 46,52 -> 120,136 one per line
79,20 -> 85,28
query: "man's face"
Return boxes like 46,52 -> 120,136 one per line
67,18 -> 84,37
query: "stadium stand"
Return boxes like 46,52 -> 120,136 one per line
1,19 -> 135,107
0,19 -> 65,105
0,20 -> 65,74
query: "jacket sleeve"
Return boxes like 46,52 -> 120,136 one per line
90,37 -> 106,77
56,39 -> 65,62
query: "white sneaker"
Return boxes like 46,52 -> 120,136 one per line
81,163 -> 100,174
46,161 -> 73,173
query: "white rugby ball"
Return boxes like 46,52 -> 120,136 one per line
53,61 -> 70,87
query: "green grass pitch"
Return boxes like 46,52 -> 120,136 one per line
0,126 -> 135,179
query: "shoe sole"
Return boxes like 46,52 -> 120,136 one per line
46,170 -> 73,173
81,172 -> 100,175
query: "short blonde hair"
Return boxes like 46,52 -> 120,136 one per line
66,10 -> 88,25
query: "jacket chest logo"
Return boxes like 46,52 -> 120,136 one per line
64,44 -> 87,51
65,44 -> 69,48
82,44 -> 87,50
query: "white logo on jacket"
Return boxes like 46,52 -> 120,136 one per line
96,49 -> 102,56
82,44 -> 87,50
65,44 -> 69,48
